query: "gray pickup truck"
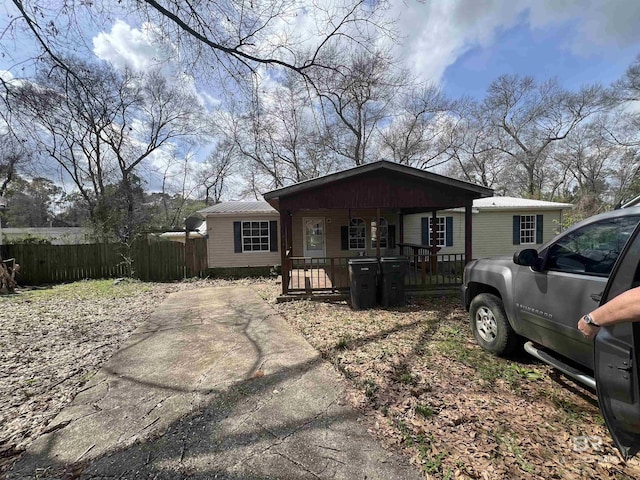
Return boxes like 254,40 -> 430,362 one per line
461,206 -> 640,459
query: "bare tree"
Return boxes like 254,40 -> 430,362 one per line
14,58 -> 200,241
219,72 -> 337,192
483,75 -> 609,198
441,99 -> 508,190
319,49 -> 404,166
200,140 -> 236,205
5,0 -> 393,96
380,85 -> 451,168
0,132 -> 29,198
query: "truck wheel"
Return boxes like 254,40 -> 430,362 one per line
469,293 -> 517,356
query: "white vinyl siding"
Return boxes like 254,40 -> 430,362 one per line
205,214 -> 280,268
403,209 -> 565,259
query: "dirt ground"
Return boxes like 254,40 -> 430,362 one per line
3,279 -> 640,479
269,291 -> 640,479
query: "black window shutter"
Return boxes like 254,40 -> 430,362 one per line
388,225 -> 396,248
341,226 -> 349,250
512,216 -> 521,245
536,215 -> 543,244
421,217 -> 429,245
446,217 -> 453,247
233,221 -> 242,253
269,220 -> 278,252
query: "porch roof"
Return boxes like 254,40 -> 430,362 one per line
263,160 -> 493,213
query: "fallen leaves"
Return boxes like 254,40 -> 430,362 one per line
274,295 -> 640,480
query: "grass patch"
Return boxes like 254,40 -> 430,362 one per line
363,378 -> 378,399
493,427 -> 536,474
396,419 -> 447,474
548,389 -> 587,425
433,325 -> 545,390
12,279 -> 153,301
415,403 -> 435,418
397,367 -> 416,385
335,334 -> 351,350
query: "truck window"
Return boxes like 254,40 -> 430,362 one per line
545,216 -> 640,277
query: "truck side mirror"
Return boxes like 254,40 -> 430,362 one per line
513,249 -> 541,270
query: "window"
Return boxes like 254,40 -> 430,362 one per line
242,221 -> 270,252
349,218 -> 366,250
371,218 -> 388,249
520,215 -> 536,245
421,216 -> 453,247
429,217 -> 446,247
545,215 -> 640,276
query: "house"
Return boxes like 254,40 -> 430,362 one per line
198,201 -> 281,276
201,161 -> 494,290
263,160 -> 493,295
200,163 -> 575,295
403,196 -> 573,259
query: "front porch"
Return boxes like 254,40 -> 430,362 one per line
264,161 -> 492,298
285,250 -> 465,294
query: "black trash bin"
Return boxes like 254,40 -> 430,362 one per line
348,257 -> 379,310
379,256 -> 409,307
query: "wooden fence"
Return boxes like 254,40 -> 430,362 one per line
1,238 -> 208,285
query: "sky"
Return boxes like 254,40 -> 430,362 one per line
77,0 -> 640,101
389,0 -> 640,98
3,0 -> 640,194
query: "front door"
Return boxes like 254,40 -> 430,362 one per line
303,217 -> 325,258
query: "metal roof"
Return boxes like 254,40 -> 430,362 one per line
198,201 -> 277,215
472,196 -> 573,210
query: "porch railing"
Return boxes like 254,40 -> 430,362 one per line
283,249 -> 465,294
287,256 -> 351,293
399,243 -> 465,288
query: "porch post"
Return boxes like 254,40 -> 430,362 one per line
376,207 -> 381,259
280,210 -> 292,295
465,202 -> 473,265
399,211 -> 404,248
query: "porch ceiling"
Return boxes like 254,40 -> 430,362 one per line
264,160 -> 493,212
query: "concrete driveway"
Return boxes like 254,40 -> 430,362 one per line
9,286 -> 421,479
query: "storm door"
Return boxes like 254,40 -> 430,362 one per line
303,217 -> 326,258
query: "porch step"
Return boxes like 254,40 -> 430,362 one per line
276,292 -> 348,303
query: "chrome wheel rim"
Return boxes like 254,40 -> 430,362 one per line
475,306 -> 498,343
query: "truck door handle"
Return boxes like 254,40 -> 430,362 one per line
591,292 -> 602,302
618,362 -> 632,372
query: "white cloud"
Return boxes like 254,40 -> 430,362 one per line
92,20 -> 221,109
528,0 -> 640,53
389,0 -> 640,84
93,20 -> 172,72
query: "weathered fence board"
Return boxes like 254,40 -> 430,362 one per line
3,238 -> 208,285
